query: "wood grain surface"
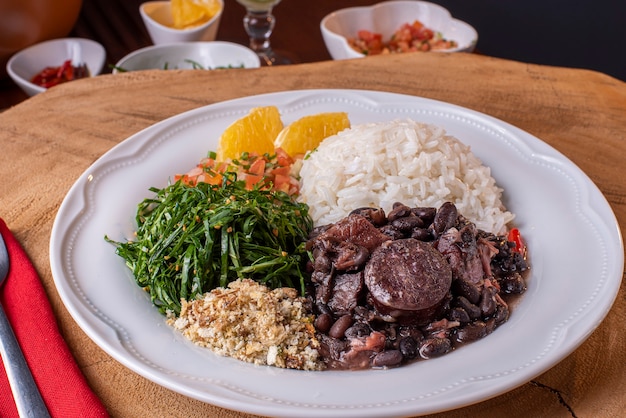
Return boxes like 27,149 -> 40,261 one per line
0,52 -> 624,418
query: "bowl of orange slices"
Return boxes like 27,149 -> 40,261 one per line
140,0 -> 223,45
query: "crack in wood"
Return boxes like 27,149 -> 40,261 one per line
531,380 -> 577,417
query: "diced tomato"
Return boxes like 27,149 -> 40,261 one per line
243,173 -> 264,190
270,165 -> 291,177
411,20 -> 424,31
248,158 -> 266,176
203,172 -> 223,186
275,148 -> 294,166
355,30 -> 385,53
349,19 -> 457,55
273,174 -> 292,193
198,157 -> 215,167
174,147 -> 300,196
357,30 -> 379,42
186,166 -> 204,177
415,28 -> 434,41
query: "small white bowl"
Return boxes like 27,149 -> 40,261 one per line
140,0 -> 223,45
321,0 -> 478,60
6,38 -> 106,97
112,41 -> 260,73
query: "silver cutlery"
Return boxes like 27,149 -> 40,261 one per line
0,233 -> 50,418
70,39 -> 90,79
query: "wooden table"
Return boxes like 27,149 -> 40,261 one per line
1,52 -> 625,417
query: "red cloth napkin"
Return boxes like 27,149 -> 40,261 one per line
0,219 -> 109,417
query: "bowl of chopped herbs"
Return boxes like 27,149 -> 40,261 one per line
112,41 -> 260,74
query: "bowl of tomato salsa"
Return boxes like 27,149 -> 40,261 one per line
6,37 -> 106,97
321,1 -> 477,60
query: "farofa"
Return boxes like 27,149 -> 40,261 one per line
168,279 -> 323,371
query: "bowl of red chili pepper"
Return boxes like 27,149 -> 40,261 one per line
6,37 -> 106,97
321,1 -> 477,60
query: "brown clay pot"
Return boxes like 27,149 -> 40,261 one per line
0,0 -> 83,78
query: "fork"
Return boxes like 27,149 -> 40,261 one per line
0,233 -> 51,417
69,40 -> 90,79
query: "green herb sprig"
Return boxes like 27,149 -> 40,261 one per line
106,179 -> 312,315
109,59 -> 245,73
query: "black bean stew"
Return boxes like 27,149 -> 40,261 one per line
305,202 -> 529,370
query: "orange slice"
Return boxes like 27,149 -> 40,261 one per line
274,112 -> 350,158
215,106 -> 283,162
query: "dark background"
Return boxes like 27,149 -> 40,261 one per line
2,0 -> 625,108
432,0 -> 625,82
66,0 -> 626,82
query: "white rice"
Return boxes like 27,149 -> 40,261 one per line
297,119 -> 514,235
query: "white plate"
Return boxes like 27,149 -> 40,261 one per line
50,89 -> 623,418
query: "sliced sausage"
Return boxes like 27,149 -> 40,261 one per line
364,238 -> 452,324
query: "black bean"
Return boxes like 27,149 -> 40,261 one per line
391,215 -> 424,231
452,280 -> 481,304
410,227 -> 432,241
398,326 -> 424,343
494,304 -> 509,324
419,338 -> 452,359
314,313 -> 333,333
378,224 -> 405,240
372,349 -> 404,368
454,296 -> 482,320
411,207 -> 436,224
344,322 -> 371,339
454,321 -> 487,344
448,306 -> 471,323
387,203 -> 412,222
500,272 -> 527,294
334,243 -> 369,270
398,337 -> 418,359
315,302 -> 331,316
382,323 -> 398,341
349,207 -> 387,226
329,314 -> 353,339
480,286 -> 497,316
432,202 -> 458,235
352,246 -> 370,268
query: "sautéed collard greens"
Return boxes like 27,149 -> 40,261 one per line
106,177 -> 312,315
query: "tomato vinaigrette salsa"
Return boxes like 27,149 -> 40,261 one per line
349,20 -> 458,55
175,147 -> 300,195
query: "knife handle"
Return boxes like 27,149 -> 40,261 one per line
0,304 -> 51,418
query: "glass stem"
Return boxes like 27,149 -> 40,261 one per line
243,10 -> 275,54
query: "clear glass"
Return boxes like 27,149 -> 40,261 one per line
236,0 -> 292,66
